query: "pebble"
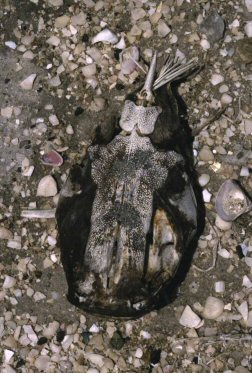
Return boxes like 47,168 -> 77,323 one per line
4,349 -> 14,363
157,20 -> 171,37
202,189 -> 212,203
240,166 -> 249,177
198,146 -> 214,162
20,74 -> 37,90
36,175 -> 58,197
55,15 -> 70,28
0,227 -> 13,240
7,239 -> 21,250
1,106 -> 13,118
3,276 -> 16,289
221,93 -> 233,105
66,124 -> 74,134
34,355 -> 51,371
215,281 -> 225,293
49,75 -> 61,87
210,74 -> 224,86
5,41 -> 17,49
82,63 -> 96,78
85,353 -> 104,368
48,114 -> 59,126
131,8 -> 146,21
244,119 -> 252,135
200,38 -> 210,50
199,13 -> 225,43
46,35 -> 60,47
87,369 -> 99,373
198,174 -> 210,187
203,296 -> 224,319
135,348 -> 143,358
23,51 -> 34,59
179,305 -> 202,328
245,22 -> 252,37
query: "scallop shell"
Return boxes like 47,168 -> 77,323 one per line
215,179 -> 252,222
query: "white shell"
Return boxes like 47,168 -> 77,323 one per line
179,305 -> 202,328
91,28 -> 118,44
203,296 -> 224,319
20,73 -> 37,90
115,36 -> 126,49
36,175 -> 58,197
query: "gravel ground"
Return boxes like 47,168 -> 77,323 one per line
1,0 -> 252,372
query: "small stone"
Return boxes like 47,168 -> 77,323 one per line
23,51 -> 34,59
55,15 -> 70,28
82,63 -> 96,78
3,276 -> 16,289
236,38 -> 252,64
203,296 -> 224,319
89,324 -> 100,333
210,74 -> 224,86
131,8 -> 146,21
245,0 -> 252,12
33,292 -> 46,301
90,97 -> 105,112
157,20 -> 171,37
7,239 -> 21,250
20,74 -> 37,90
46,35 -> 60,47
85,353 -> 104,368
179,305 -> 202,328
66,125 -> 74,134
48,75 -> 61,87
0,227 -> 13,240
221,93 -> 233,105
243,275 -> 252,288
198,146 -> 214,162
202,189 -> 212,203
1,106 -> 13,118
215,215 -> 232,230
5,41 -> 17,49
199,13 -> 225,43
245,22 -> 252,37
214,281 -> 225,293
200,38 -> 210,50
240,166 -> 249,177
71,12 -> 86,26
218,248 -> 231,259
4,349 -> 14,363
87,369 -> 99,373
244,119 -> 252,135
135,348 -> 143,358
48,0 -> 63,6
49,114 -> 59,126
198,174 -> 210,187
35,355 -> 51,371
237,301 -> 248,321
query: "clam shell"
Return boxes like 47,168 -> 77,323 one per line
41,150 -> 63,167
215,179 -> 252,222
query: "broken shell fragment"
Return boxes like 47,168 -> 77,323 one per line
215,179 -> 252,222
20,73 -> 37,90
41,150 -> 63,167
36,175 -> 58,197
120,46 -> 140,75
91,28 -> 118,45
179,305 -> 202,328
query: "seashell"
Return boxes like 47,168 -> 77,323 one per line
20,73 -> 37,90
215,179 -> 252,222
179,305 -> 202,328
120,46 -> 140,75
41,150 -> 63,167
36,175 -> 58,197
91,28 -> 118,45
115,36 -> 126,49
203,296 -> 224,320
